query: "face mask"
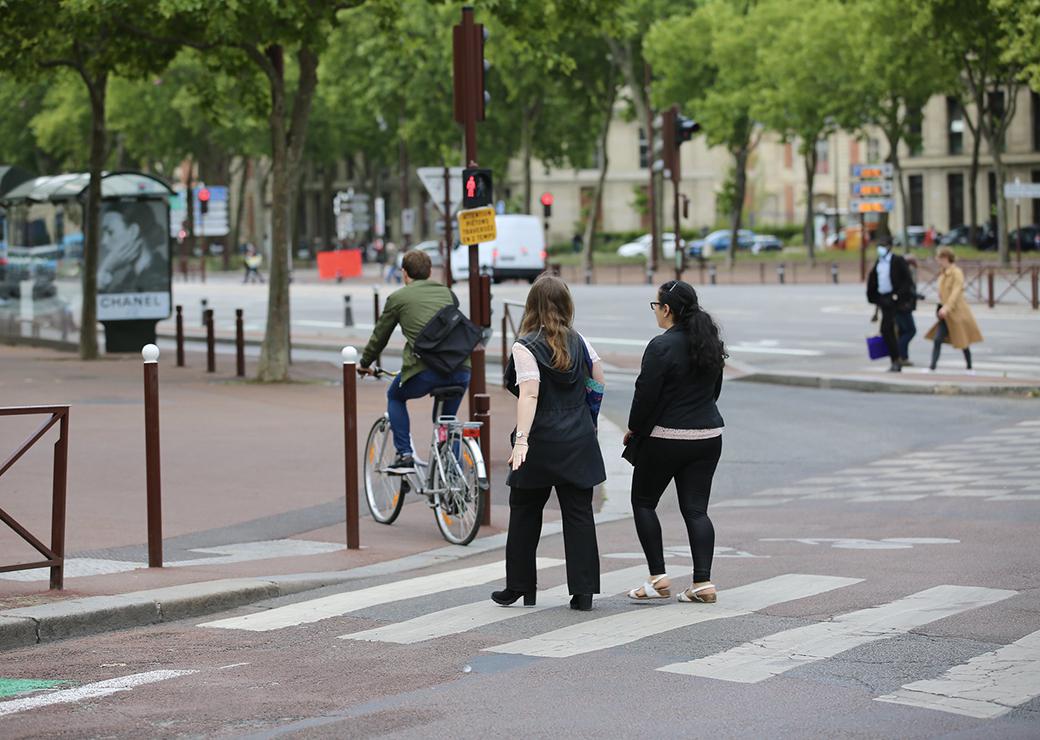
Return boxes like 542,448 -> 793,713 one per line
877,246 -> 889,258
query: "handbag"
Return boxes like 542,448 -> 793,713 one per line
580,338 -> 604,426
866,335 -> 888,360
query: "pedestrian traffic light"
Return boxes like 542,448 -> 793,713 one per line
541,192 -> 553,219
675,114 -> 700,145
462,168 -> 493,209
198,187 -> 211,216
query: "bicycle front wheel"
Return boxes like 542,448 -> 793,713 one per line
433,438 -> 485,545
363,416 -> 405,524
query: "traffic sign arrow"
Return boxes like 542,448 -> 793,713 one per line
417,167 -> 464,215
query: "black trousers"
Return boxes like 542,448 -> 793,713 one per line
505,484 -> 600,595
631,436 -> 722,582
879,299 -> 900,362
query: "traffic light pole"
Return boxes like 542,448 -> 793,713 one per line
443,166 -> 453,287
456,5 -> 491,526
644,63 -> 658,285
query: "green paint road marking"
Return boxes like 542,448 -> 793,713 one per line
0,679 -> 68,698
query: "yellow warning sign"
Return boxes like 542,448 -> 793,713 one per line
457,206 -> 497,245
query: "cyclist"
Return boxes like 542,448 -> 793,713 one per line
358,249 -> 471,474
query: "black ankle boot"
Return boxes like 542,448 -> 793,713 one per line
570,594 -> 593,611
491,588 -> 536,606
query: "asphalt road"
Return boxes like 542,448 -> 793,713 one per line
2,379 -> 1038,737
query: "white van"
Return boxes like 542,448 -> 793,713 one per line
451,214 -> 546,284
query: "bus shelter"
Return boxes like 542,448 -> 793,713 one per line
0,171 -> 174,352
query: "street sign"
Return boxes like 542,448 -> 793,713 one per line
852,181 -> 893,197
850,198 -> 894,213
401,207 -> 415,236
417,167 -> 464,215
169,185 -> 230,237
457,206 -> 496,244
851,163 -> 893,179
335,212 -> 353,240
374,197 -> 385,237
1004,182 -> 1040,199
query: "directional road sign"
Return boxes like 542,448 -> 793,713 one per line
851,163 -> 894,180
852,181 -> 893,197
417,167 -> 464,215
850,198 -> 894,213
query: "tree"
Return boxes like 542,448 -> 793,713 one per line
0,77 -> 57,173
927,0 -> 1026,265
752,0 -> 859,264
993,0 -> 1040,90
0,0 -> 182,360
646,0 -> 765,268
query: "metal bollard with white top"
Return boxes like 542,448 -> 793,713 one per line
342,346 -> 360,550
142,344 -> 163,567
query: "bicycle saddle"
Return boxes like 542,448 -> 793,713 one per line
430,385 -> 466,400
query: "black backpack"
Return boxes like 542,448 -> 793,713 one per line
412,294 -> 483,375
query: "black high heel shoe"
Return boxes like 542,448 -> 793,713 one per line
491,588 -> 536,606
570,594 -> 593,611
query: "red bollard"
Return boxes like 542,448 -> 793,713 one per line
341,346 -> 360,550
142,344 -> 163,568
175,305 -> 185,367
205,309 -> 215,372
235,309 -> 245,377
474,393 -> 491,526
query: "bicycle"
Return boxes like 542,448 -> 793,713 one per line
361,368 -> 488,545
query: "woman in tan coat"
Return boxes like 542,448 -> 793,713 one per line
926,247 -> 983,372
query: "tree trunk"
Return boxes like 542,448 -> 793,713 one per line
230,157 -> 249,261
888,134 -> 910,253
256,45 -> 319,382
727,146 -> 749,270
992,149 -> 1009,265
321,162 -> 333,250
803,142 -> 818,266
964,107 -> 982,245
79,69 -> 106,360
582,84 -> 616,281
398,134 -> 410,246
520,106 -> 534,215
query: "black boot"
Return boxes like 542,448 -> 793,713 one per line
570,594 -> 593,611
491,588 -> 536,606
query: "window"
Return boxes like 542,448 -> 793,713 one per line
1033,170 -> 1040,225
987,171 -> 997,227
1032,92 -> 1040,152
784,184 -> 795,223
988,91 -> 1005,123
783,142 -> 793,169
638,128 -> 649,169
947,97 -> 964,155
815,138 -> 829,175
908,108 -> 924,156
947,173 -> 964,229
908,174 -> 924,226
849,139 -> 860,165
867,138 -> 881,164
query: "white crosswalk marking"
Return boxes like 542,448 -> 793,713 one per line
200,558 -> 564,632
341,565 -> 649,645
0,671 -> 197,717
486,574 -> 861,659
658,585 -> 1015,683
875,628 -> 1040,719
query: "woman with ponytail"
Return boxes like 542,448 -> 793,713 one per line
624,280 -> 726,604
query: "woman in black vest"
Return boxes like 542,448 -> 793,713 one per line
624,280 -> 726,604
492,276 -> 606,611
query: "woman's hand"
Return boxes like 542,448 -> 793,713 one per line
938,307 -> 948,320
623,430 -> 634,445
508,441 -> 528,471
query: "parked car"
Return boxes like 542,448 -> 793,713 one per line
398,239 -> 444,269
751,234 -> 783,254
616,233 -> 678,259
688,229 -> 755,257
1008,225 -> 1040,251
893,226 -> 927,247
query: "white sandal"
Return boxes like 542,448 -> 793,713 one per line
678,583 -> 717,603
628,574 -> 671,601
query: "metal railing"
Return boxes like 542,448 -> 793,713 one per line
0,405 -> 69,590
500,300 -> 526,388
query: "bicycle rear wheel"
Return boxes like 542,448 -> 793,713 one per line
363,416 -> 405,524
433,438 -> 484,545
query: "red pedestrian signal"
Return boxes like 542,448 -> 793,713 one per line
466,176 -> 477,199
461,168 -> 493,209
540,192 -> 553,207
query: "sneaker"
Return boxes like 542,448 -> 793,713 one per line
887,363 -> 902,372
386,454 -> 416,474
901,359 -> 914,367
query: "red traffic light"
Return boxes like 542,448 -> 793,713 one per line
197,187 -> 211,202
540,192 -> 554,207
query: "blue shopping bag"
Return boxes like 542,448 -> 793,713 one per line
866,335 -> 888,360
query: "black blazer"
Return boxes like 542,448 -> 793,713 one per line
867,253 -> 915,310
627,326 -> 724,436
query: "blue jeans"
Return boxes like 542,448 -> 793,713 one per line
895,310 -> 916,361
387,368 -> 472,455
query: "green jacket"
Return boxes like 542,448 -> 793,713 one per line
360,279 -> 470,384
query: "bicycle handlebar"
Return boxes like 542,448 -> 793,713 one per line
359,366 -> 399,380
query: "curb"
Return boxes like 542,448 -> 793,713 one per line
733,371 -> 1040,398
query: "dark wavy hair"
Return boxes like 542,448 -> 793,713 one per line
658,280 -> 727,375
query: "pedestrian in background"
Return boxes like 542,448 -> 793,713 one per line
624,280 -> 726,604
926,247 -> 982,373
242,244 -> 264,284
383,241 -> 400,283
493,276 -> 606,612
867,237 -> 914,372
895,256 -> 923,366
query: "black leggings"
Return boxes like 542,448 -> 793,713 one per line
631,436 -> 722,582
930,320 -> 972,370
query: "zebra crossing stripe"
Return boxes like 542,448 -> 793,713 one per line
0,671 -> 197,717
658,585 -> 1015,683
486,574 -> 861,659
200,558 -> 565,632
340,565 -> 648,645
875,628 -> 1040,719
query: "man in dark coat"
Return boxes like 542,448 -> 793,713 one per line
866,238 -> 915,372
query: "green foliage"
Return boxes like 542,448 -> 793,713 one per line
994,0 -> 1040,89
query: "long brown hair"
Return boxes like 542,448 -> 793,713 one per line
519,275 -> 575,371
